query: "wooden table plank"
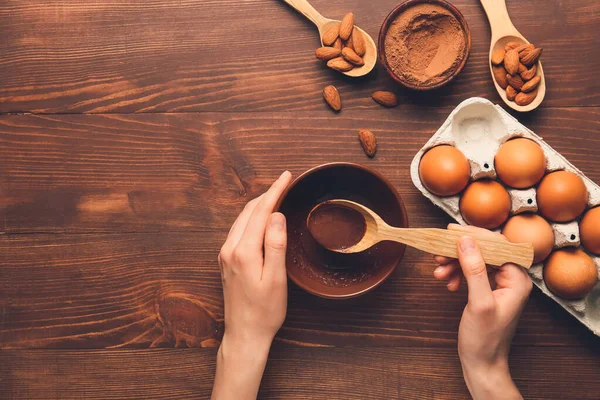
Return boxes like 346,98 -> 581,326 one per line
0,232 -> 597,349
1,346 -> 598,399
0,0 -> 598,113
1,108 -> 599,234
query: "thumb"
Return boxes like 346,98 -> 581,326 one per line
457,236 -> 494,305
263,212 -> 288,280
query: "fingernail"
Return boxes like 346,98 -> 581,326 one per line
434,266 -> 444,274
270,213 -> 285,230
278,170 -> 290,180
459,236 -> 476,253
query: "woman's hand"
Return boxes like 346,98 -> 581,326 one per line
212,171 -> 293,400
433,224 -> 532,400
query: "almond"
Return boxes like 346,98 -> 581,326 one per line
521,75 -> 541,93
322,23 -> 340,46
515,89 -> 538,106
351,27 -> 366,56
515,44 -> 534,54
371,91 -> 398,107
506,85 -> 518,101
323,85 -> 341,111
518,63 -> 527,74
506,74 -> 524,91
315,47 -> 341,61
333,38 -> 343,51
520,64 -> 537,81
491,49 -> 505,65
339,12 -> 354,40
504,41 -> 520,51
492,65 -> 509,89
503,49 -> 520,75
520,47 -> 542,66
341,47 -> 364,66
358,129 -> 377,158
344,35 -> 354,51
327,57 -> 353,72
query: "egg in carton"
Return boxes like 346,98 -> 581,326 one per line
410,97 -> 600,336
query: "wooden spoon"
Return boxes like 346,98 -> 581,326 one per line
309,200 -> 533,268
280,0 -> 377,77
480,0 -> 546,112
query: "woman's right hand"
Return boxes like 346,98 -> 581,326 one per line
433,224 -> 532,400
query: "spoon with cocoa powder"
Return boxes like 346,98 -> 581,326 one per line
280,0 -> 377,77
307,200 -> 534,268
480,0 -> 546,112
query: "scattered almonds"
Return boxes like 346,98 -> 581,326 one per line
371,91 -> 398,107
323,85 -> 341,111
491,41 -> 543,106
358,129 -> 377,157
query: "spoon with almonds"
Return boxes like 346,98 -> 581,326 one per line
307,200 -> 534,269
480,0 -> 546,112
280,0 -> 377,77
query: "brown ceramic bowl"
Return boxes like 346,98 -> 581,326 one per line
275,163 -> 408,299
378,0 -> 471,90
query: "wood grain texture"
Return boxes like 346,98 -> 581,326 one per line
1,346 -> 598,399
0,232 -> 597,349
0,0 -> 598,113
1,108 -> 599,234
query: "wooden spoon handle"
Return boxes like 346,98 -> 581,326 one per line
380,227 -> 534,268
479,0 -> 519,42
280,0 -> 327,27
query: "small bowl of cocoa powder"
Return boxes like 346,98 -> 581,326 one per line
378,0 -> 471,90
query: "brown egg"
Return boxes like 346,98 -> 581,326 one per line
460,180 -> 511,230
495,138 -> 546,188
502,213 -> 554,263
419,145 -> 470,197
544,248 -> 598,299
580,206 -> 600,255
537,171 -> 588,222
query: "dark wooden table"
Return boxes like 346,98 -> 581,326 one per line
1,0 -> 599,398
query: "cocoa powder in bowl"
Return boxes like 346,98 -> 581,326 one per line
381,1 -> 470,89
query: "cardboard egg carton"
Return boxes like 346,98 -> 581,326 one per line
410,97 -> 600,336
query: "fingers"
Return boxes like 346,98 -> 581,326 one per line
494,262 -> 533,296
457,236 -> 494,305
434,255 -> 454,265
433,261 -> 460,280
263,213 -> 288,281
226,195 -> 264,246
239,171 -> 293,252
447,270 -> 462,291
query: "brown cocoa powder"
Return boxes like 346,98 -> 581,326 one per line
384,3 -> 467,87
